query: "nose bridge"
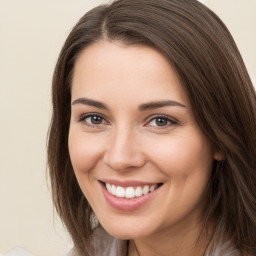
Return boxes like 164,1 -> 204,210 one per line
103,123 -> 145,171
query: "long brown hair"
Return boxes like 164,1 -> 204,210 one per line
48,0 -> 256,255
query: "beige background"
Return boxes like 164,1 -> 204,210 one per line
0,1 -> 255,255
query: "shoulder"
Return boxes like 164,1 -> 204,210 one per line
66,248 -> 78,256
67,225 -> 128,256
1,247 -> 34,256
205,240 -> 242,256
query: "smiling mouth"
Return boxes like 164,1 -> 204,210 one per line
103,182 -> 163,199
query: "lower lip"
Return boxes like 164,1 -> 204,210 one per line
100,183 -> 161,211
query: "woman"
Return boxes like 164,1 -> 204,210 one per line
48,0 -> 256,255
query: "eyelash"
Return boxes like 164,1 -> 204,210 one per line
78,113 -> 108,127
146,115 -> 178,128
78,113 -> 178,128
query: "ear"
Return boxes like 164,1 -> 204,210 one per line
214,149 -> 225,161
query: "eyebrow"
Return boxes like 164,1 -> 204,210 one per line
71,97 -> 186,110
138,100 -> 186,111
72,98 -> 108,110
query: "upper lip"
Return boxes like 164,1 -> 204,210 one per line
100,179 -> 163,187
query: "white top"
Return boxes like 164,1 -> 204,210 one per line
0,247 -> 33,256
67,225 -> 242,256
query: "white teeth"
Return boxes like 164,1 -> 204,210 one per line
150,184 -> 157,192
105,183 -> 159,199
142,185 -> 149,195
116,186 -> 125,197
106,183 -> 111,191
125,187 -> 135,198
111,185 -> 116,196
135,186 -> 143,197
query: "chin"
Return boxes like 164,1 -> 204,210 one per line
99,217 -> 155,240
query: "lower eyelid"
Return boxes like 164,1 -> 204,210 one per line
146,116 -> 178,126
78,114 -> 110,127
77,113 -> 177,128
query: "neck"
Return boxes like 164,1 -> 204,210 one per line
128,220 -> 212,256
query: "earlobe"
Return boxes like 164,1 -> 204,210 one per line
214,150 -> 225,161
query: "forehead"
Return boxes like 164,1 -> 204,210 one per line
71,41 -> 190,107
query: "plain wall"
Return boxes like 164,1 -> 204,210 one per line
0,1 -> 255,255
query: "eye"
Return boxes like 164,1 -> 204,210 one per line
79,114 -> 107,126
146,115 -> 177,128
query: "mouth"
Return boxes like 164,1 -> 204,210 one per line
103,182 -> 162,199
99,180 -> 163,211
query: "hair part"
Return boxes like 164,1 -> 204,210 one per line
48,0 -> 256,255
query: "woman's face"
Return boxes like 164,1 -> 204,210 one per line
69,41 -> 219,240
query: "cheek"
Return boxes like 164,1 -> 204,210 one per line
68,130 -> 107,204
146,132 -> 214,176
149,135 -> 214,223
68,130 -> 104,175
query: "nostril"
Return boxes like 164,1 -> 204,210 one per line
103,137 -> 146,171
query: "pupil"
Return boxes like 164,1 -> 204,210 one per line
92,116 -> 102,124
156,118 -> 167,126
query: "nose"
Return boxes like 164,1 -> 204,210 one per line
103,126 -> 146,172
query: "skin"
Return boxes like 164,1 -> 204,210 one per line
69,41 -> 221,256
